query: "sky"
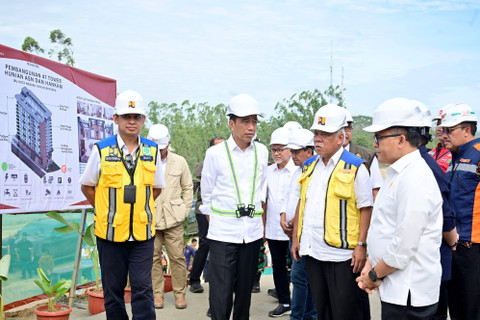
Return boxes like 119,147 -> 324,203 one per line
1,0 -> 479,119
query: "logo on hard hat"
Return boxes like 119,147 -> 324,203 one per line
318,117 -> 326,125
128,101 -> 135,108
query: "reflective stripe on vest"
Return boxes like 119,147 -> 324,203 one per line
95,135 -> 157,242
211,141 -> 260,216
297,151 -> 364,249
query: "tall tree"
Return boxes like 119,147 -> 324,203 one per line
21,29 -> 75,66
257,85 -> 345,145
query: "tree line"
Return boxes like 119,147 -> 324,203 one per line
142,86 -> 376,171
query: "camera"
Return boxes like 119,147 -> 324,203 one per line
235,204 -> 255,218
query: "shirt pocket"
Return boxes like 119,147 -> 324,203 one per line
142,161 -> 157,186
333,171 -> 354,199
102,163 -> 123,188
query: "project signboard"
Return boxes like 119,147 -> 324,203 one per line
0,44 -> 116,213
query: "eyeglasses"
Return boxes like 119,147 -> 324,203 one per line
119,114 -> 143,121
345,126 -> 353,132
271,148 -> 285,154
374,134 -> 401,144
444,126 -> 466,134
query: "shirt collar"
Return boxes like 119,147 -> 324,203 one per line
116,134 -> 141,153
273,157 -> 295,172
319,146 -> 344,167
227,134 -> 255,152
388,149 -> 421,174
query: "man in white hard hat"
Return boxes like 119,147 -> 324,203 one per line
356,97 -> 443,320
344,109 -> 384,201
80,90 -> 165,320
147,124 -> 193,309
291,104 -> 373,320
280,128 -> 317,320
283,121 -> 303,132
264,127 -> 296,317
440,103 -> 480,320
428,106 -> 453,173
200,93 -> 268,320
412,100 -> 458,320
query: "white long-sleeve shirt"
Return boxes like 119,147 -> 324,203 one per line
368,150 -> 442,307
200,135 -> 268,243
283,166 -> 302,223
265,158 -> 296,240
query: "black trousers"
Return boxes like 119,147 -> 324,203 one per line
382,293 -> 438,320
305,256 -> 367,320
267,239 -> 291,304
97,237 -> 155,320
190,213 -> 210,284
450,243 -> 480,320
209,238 -> 262,320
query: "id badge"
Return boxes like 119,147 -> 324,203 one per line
124,185 -> 136,204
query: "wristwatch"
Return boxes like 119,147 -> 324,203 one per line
357,241 -> 367,248
368,268 -> 384,282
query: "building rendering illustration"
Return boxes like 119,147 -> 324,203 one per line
11,87 -> 59,177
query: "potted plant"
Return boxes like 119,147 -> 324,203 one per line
0,254 -> 11,320
46,211 -> 104,315
33,268 -> 72,320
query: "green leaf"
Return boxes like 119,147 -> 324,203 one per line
0,254 -> 11,281
34,279 -> 50,295
51,280 -> 66,292
37,268 -> 50,284
46,211 -> 70,225
54,223 -> 80,233
83,223 -> 96,247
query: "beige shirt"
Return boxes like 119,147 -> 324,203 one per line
154,151 -> 194,230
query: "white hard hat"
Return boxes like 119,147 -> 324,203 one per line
147,124 -> 170,149
285,129 -> 314,150
439,103 -> 477,127
345,109 -> 354,123
226,94 -> 263,118
270,127 -> 291,145
115,90 -> 146,116
411,100 -> 432,128
283,121 -> 302,132
363,98 -> 425,132
432,104 -> 453,122
310,104 -> 347,133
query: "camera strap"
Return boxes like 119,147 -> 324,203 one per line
118,141 -> 141,185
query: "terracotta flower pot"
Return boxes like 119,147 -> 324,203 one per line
164,273 -> 173,293
35,304 -> 72,320
87,287 -> 105,315
124,287 -> 132,304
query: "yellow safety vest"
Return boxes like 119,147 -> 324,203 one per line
297,151 -> 365,249
94,135 -> 158,242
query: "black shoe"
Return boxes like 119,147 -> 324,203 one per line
190,282 -> 204,293
268,304 -> 291,317
267,288 -> 278,300
206,308 -> 211,317
252,282 -> 260,293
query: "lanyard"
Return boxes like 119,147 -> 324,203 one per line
224,140 -> 258,207
117,139 -> 141,185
